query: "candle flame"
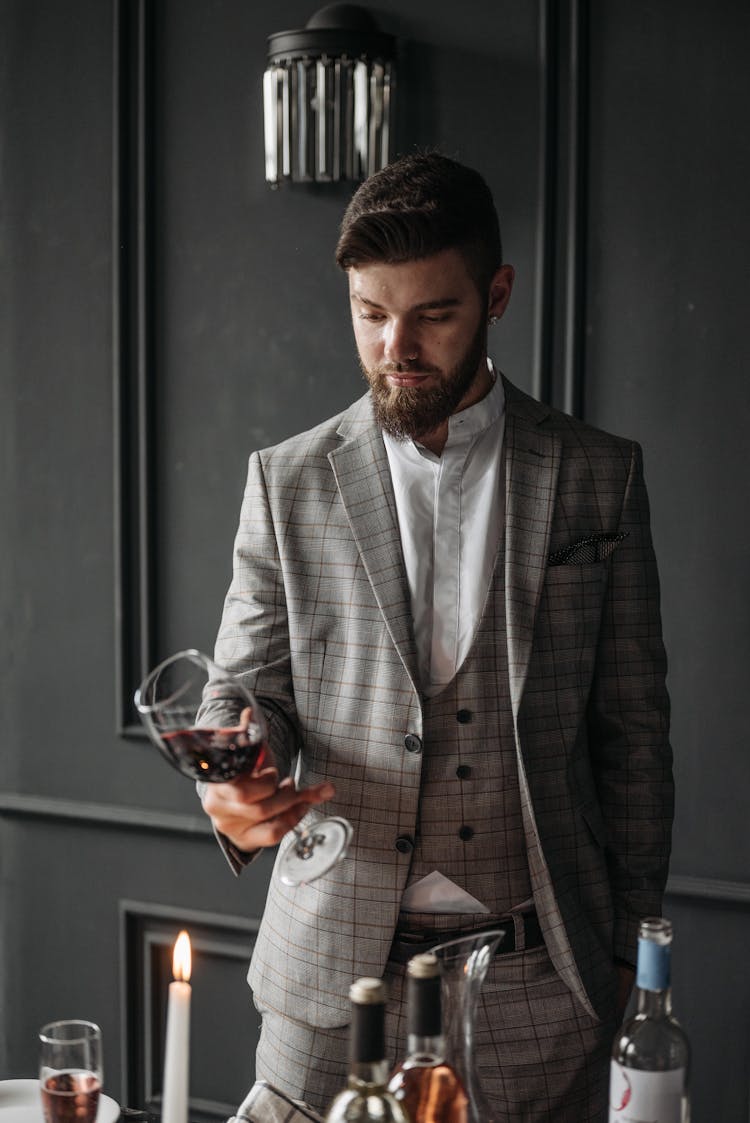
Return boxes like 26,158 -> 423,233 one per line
172,930 -> 191,982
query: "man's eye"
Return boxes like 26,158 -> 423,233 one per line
359,312 -> 384,322
421,314 -> 449,323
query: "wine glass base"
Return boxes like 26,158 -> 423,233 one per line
278,817 -> 353,886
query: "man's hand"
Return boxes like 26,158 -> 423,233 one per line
201,764 -> 336,853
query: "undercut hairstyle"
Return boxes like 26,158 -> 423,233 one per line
335,151 -> 503,292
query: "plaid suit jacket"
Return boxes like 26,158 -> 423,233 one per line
212,376 -> 673,1027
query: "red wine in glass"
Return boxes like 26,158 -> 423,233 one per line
135,650 -> 268,783
39,1021 -> 103,1123
41,1071 -> 101,1123
160,725 -> 267,781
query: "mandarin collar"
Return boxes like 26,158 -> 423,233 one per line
382,359 -> 504,464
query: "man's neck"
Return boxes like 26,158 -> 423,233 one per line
416,358 -> 495,457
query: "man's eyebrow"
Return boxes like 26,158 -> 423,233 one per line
413,297 -> 461,311
351,294 -> 461,311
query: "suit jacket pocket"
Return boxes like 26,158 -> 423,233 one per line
548,532 -> 628,566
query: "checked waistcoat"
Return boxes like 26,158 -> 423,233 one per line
397,540 -> 533,936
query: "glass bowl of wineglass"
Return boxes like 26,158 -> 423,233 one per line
134,649 -> 352,885
134,648 -> 268,782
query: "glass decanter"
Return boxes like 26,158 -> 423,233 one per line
430,929 -> 504,1123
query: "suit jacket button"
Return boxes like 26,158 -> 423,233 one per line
395,835 -> 414,854
404,733 -> 422,753
456,709 -> 472,724
456,765 -> 471,780
458,825 -> 474,842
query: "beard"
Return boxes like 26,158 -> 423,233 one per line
361,321 -> 488,442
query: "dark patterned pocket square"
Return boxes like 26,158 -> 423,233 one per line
548,531 -> 628,566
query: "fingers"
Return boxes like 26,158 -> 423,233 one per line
202,772 -> 335,852
234,797 -> 319,849
202,767 -> 280,817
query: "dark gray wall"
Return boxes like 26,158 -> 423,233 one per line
586,4 -> 750,1117
1,1 -> 748,1120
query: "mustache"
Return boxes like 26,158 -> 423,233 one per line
372,361 -> 440,378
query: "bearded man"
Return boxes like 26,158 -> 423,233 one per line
201,152 -> 673,1122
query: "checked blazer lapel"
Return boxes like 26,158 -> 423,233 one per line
327,385 -> 562,712
502,379 -> 562,721
328,397 -> 421,695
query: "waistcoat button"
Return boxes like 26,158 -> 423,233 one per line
456,709 -> 472,724
395,835 -> 414,854
458,825 -> 474,842
456,765 -> 471,780
403,733 -> 422,753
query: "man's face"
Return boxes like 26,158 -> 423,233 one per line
348,248 -> 504,444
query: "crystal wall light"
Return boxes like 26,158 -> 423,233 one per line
263,3 -> 396,187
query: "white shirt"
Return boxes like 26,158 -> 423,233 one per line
383,360 -> 506,914
383,361 -> 505,697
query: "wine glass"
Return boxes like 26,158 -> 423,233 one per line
134,649 -> 352,885
39,1020 -> 103,1123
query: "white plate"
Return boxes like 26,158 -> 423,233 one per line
0,1080 -> 119,1123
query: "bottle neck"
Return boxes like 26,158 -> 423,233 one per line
405,1032 -> 446,1064
635,929 -> 672,1008
349,999 -> 388,1086
406,970 -> 442,1046
348,1059 -> 390,1089
636,985 -> 673,1019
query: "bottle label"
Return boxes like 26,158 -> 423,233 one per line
609,1061 -> 686,1122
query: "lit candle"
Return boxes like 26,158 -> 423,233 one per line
162,930 -> 191,1123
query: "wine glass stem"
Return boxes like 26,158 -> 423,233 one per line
292,825 -> 320,861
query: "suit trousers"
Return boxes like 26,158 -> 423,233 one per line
253,944 -> 617,1121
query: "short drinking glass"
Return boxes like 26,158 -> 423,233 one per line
39,1020 -> 103,1123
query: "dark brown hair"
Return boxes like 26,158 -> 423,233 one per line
335,151 -> 503,292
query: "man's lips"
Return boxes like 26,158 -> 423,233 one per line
385,371 -> 432,387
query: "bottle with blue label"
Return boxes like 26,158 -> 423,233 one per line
609,917 -> 690,1122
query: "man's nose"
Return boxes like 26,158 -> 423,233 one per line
384,319 -> 418,364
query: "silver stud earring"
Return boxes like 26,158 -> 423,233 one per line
488,314 -> 499,326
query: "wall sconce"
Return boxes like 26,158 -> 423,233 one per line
263,3 -> 396,187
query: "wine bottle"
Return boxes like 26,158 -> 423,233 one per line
324,977 -> 412,1122
388,953 -> 469,1123
609,917 -> 690,1122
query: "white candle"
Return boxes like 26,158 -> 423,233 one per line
162,930 -> 191,1123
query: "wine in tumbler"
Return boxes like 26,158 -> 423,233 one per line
39,1020 -> 102,1123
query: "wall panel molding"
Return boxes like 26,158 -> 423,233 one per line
533,0 -> 589,416
5,793 -> 748,906
665,874 -> 750,907
111,0 -> 593,746
0,791 -> 212,838
5,785 -> 746,913
119,901 -> 261,1122
113,0 -> 157,736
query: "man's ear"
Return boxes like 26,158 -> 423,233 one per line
487,264 -> 515,322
